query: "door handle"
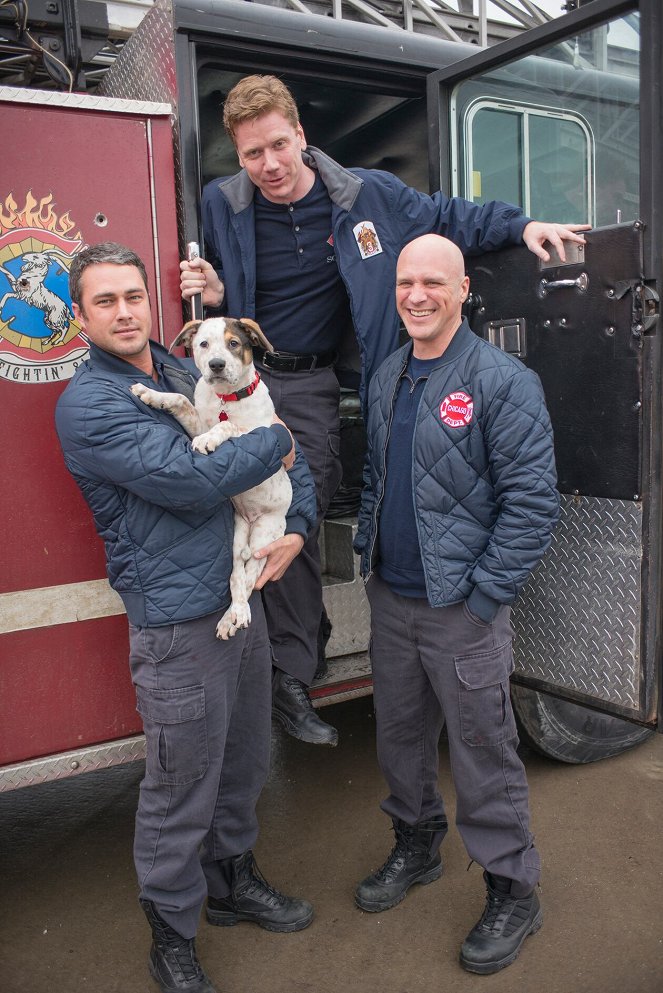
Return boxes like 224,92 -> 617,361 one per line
539,272 -> 589,296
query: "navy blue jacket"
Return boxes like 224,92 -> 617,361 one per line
55,341 -> 317,627
202,147 -> 530,399
355,321 -> 560,620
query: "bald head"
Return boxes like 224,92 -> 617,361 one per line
396,235 -> 469,359
398,234 -> 466,280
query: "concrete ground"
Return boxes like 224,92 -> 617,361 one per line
1,695 -> 661,993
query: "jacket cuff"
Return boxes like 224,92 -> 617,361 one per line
285,514 -> 309,539
270,424 -> 292,456
509,214 -> 532,244
466,588 -> 501,624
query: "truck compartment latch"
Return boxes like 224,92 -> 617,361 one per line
485,317 -> 526,357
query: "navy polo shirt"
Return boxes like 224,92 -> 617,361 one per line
377,353 -> 442,598
254,172 -> 351,354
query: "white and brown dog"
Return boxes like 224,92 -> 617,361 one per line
131,317 -> 292,640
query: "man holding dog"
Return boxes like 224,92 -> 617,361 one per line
55,242 -> 317,993
353,234 -> 559,974
180,74 -> 586,748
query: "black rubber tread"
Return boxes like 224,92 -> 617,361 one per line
511,685 -> 654,764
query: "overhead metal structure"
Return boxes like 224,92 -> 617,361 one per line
0,0 -> 562,91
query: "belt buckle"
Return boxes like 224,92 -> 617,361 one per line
263,350 -> 280,370
274,352 -> 302,372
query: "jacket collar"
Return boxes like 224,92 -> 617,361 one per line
87,340 -> 197,395
216,145 -> 363,215
87,339 -> 170,377
399,318 -> 476,371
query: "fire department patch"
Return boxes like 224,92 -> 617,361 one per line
0,190 -> 86,385
353,221 -> 383,259
440,390 -> 473,428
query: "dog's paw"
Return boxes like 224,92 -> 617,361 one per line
192,422 -> 239,455
131,383 -> 158,406
191,430 -> 220,455
216,602 -> 252,640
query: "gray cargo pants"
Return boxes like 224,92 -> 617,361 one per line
259,365 -> 343,685
129,593 -> 272,938
367,574 -> 540,896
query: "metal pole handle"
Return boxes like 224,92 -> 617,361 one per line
186,241 -> 204,322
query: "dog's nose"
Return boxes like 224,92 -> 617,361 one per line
207,358 -> 226,373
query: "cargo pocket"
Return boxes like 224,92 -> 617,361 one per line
455,642 -> 517,747
136,684 -> 208,786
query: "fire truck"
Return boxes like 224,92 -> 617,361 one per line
1,0 -> 660,789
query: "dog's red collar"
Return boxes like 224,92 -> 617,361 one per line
217,371 -> 260,422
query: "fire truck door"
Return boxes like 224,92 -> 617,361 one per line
460,224 -> 655,725
426,0 -> 662,745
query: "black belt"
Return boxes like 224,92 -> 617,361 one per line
254,348 -> 337,373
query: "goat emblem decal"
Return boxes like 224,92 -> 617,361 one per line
0,191 -> 87,384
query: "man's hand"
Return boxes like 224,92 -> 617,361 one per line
253,533 -> 305,589
522,221 -> 591,263
272,413 -> 296,470
179,257 -> 225,308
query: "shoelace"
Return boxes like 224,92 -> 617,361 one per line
283,677 -> 313,710
373,825 -> 420,882
477,892 -> 513,933
163,940 -> 205,982
239,853 -> 287,906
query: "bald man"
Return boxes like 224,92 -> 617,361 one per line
353,235 -> 560,974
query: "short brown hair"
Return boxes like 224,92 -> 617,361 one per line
69,242 -> 148,309
223,75 -> 299,143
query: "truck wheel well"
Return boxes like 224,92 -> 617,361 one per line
511,685 -> 654,764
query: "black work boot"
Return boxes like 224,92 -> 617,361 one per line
355,816 -> 446,912
206,851 -> 314,933
272,668 -> 338,746
140,900 -> 216,993
459,872 -> 543,974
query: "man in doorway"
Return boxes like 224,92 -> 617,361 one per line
56,242 -> 317,993
180,75 -> 583,749
353,234 -> 559,974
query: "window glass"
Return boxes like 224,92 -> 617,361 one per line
470,108 -> 522,206
529,115 -> 590,224
452,13 -> 640,228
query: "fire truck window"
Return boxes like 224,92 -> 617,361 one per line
467,104 -> 590,223
451,11 -> 640,230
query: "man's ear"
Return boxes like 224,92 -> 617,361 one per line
459,275 -> 470,304
72,301 -> 85,328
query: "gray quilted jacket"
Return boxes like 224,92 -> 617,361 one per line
354,320 -> 560,620
55,341 -> 317,627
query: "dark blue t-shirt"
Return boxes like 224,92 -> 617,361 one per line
254,172 -> 351,353
377,353 -> 441,598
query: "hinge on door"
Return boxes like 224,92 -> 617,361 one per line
634,283 -> 659,337
613,280 -> 659,338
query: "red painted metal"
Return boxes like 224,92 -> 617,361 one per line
1,93 -> 181,768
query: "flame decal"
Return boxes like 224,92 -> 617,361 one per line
0,191 -> 82,239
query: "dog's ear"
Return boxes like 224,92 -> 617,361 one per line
169,320 -> 202,354
238,318 -> 274,354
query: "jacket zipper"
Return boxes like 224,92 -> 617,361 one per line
364,359 -> 408,583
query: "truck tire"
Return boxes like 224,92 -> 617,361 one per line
511,685 -> 654,764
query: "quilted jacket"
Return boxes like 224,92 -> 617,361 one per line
202,146 -> 530,399
55,341 -> 317,627
354,320 -> 560,620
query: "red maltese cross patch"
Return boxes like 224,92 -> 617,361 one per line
439,391 -> 473,428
